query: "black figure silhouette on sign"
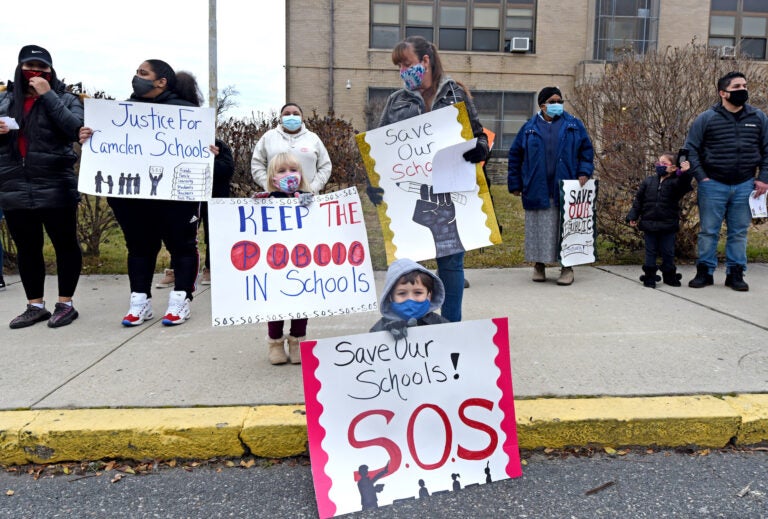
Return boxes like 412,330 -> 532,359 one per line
107,175 -> 114,194
451,473 -> 461,491
484,461 -> 492,484
149,170 -> 163,196
94,171 -> 104,193
118,173 -> 126,195
357,461 -> 389,511
134,174 -> 141,195
125,173 -> 133,195
418,479 -> 430,498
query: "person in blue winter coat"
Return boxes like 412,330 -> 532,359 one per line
626,151 -> 692,288
507,86 -> 594,286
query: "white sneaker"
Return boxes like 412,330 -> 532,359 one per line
122,292 -> 153,326
162,290 -> 191,326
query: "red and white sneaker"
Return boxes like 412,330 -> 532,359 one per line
162,290 -> 191,326
122,292 -> 153,326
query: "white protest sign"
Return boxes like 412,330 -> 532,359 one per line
750,190 -> 767,218
356,102 -> 501,264
302,318 -> 521,518
431,138 -> 478,193
559,179 -> 597,267
79,98 -> 215,201
207,187 -> 378,326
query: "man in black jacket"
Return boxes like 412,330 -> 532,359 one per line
684,71 -> 768,291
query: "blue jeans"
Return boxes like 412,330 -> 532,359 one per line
696,178 -> 753,274
436,251 -> 464,322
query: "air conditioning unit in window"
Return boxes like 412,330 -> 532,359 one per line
510,37 -> 530,53
720,45 -> 736,59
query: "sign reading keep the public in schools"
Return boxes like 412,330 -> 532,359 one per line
302,318 -> 520,518
207,188 -> 378,327
356,102 -> 502,264
78,98 -> 216,201
559,179 -> 598,267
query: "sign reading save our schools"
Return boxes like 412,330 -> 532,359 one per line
559,179 -> 598,267
356,102 -> 501,264
78,98 -> 216,201
302,318 -> 520,518
207,188 -> 378,326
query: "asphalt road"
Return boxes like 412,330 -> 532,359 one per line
1,449 -> 766,518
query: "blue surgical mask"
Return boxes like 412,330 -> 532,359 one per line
390,299 -> 430,321
545,103 -> 564,117
400,63 -> 425,91
281,115 -> 302,132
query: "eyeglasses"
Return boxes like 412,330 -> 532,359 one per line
546,100 -> 564,104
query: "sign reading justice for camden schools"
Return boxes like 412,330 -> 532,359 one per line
207,188 -> 378,326
79,98 -> 216,201
302,318 -> 521,518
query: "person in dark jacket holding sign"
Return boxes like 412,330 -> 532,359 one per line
684,71 -> 768,291
627,152 -> 692,288
374,36 -> 488,323
80,59 -> 207,327
0,45 -> 84,329
507,86 -> 594,286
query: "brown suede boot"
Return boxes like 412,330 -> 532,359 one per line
287,335 -> 304,364
267,336 -> 289,365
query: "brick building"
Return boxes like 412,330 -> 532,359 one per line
286,0 -> 767,157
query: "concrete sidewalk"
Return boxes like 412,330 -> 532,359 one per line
0,264 -> 767,464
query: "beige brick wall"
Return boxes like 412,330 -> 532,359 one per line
287,0 -> 710,130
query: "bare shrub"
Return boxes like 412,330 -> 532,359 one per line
570,42 -> 768,259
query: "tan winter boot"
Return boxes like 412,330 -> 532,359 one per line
267,336 -> 289,365
556,267 -> 574,286
532,263 -> 546,282
287,335 -> 304,364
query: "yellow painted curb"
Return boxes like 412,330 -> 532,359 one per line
514,396 -> 741,449
724,394 -> 768,445
1,395 -> 766,466
0,411 -> 38,466
241,405 -> 307,458
17,408 -> 248,464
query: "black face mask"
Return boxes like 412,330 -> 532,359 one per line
727,89 -> 749,107
132,76 -> 155,97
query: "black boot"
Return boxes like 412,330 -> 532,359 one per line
688,263 -> 714,288
661,267 -> 682,287
639,266 -> 660,288
724,265 -> 749,292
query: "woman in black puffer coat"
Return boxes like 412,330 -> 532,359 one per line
0,45 -> 84,329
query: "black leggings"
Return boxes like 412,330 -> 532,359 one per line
109,198 -> 200,300
4,206 -> 82,300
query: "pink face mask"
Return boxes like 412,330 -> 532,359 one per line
272,169 -> 301,193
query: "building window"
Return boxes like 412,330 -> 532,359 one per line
710,0 -> 768,59
594,0 -> 659,61
370,0 -> 537,54
367,88 -> 534,156
472,91 -> 536,157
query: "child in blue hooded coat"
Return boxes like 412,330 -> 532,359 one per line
370,258 -> 450,339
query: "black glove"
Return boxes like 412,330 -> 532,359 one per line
366,184 -> 385,206
462,140 -> 488,163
